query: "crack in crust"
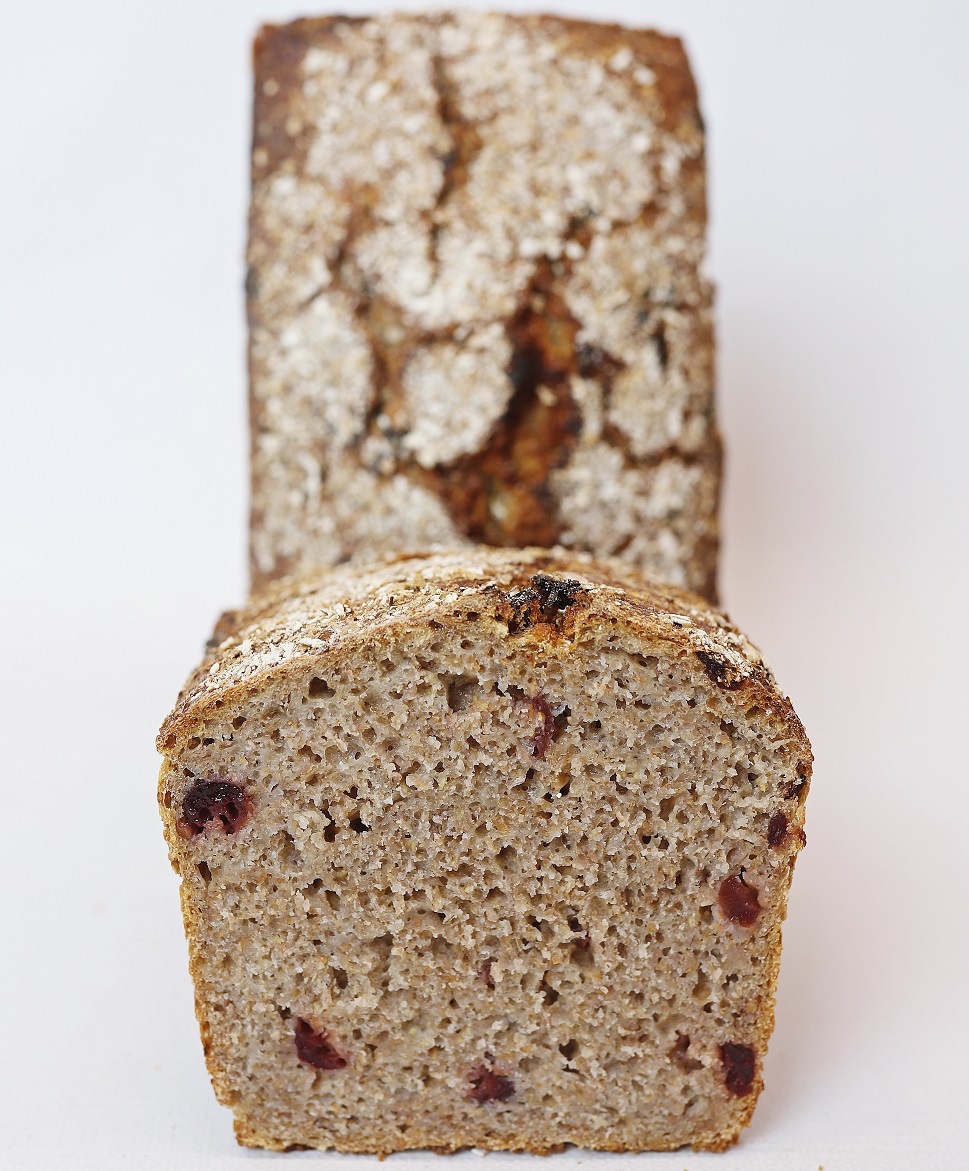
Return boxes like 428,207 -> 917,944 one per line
247,13 -> 720,597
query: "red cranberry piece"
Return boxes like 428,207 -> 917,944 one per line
718,1042 -> 756,1096
467,1064 -> 514,1102
478,958 -> 495,988
718,873 -> 761,927
178,779 -> 251,838
294,1019 -> 347,1070
767,812 -> 789,847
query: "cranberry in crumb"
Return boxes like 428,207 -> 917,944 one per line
718,1042 -> 756,1096
478,958 -> 495,988
767,812 -> 789,847
513,694 -> 556,759
467,1065 -> 515,1102
718,873 -> 761,927
178,779 -> 251,838
294,1019 -> 347,1070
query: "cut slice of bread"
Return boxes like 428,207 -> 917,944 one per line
158,549 -> 810,1153
248,12 -> 720,599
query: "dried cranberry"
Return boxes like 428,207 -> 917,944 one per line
178,779 -> 251,837
718,873 -> 761,927
767,812 -> 789,847
467,1064 -> 514,1102
512,693 -> 556,759
718,1042 -> 756,1096
478,958 -> 495,988
294,1019 -> 347,1070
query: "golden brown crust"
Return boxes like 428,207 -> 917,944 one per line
247,12 -> 720,599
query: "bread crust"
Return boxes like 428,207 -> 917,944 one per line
247,12 -> 720,599
159,549 -> 810,1154
160,549 -> 800,748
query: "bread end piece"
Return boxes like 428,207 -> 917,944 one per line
247,12 -> 720,599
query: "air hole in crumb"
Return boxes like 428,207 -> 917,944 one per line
571,938 -> 594,966
539,977 -> 559,1005
308,677 -> 335,699
559,1039 -> 579,1061
197,861 -> 211,883
446,675 -> 479,711
325,891 -> 341,911
332,968 -> 348,990
670,1032 -> 703,1072
349,817 -> 370,833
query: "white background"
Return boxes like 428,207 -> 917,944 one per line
2,1 -> 967,1168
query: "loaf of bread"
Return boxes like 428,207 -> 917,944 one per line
247,12 -> 720,599
158,548 -> 810,1153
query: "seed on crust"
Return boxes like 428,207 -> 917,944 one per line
718,873 -> 760,927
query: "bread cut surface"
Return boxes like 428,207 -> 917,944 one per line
248,12 -> 720,598
158,549 -> 809,1153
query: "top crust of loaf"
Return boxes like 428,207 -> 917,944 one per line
159,549 -> 805,757
247,12 -> 719,598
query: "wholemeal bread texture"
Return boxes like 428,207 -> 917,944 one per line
248,12 -> 720,598
158,549 -> 810,1153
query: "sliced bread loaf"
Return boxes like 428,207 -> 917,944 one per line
158,549 -> 809,1153
248,12 -> 720,598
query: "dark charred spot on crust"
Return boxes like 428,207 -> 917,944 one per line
177,779 -> 251,838
533,574 -> 584,613
767,812 -> 789,848
719,1042 -> 756,1097
696,650 -> 745,690
670,1032 -> 703,1073
294,1019 -> 348,1070
505,574 -> 586,634
718,873 -> 761,927
467,1064 -> 515,1102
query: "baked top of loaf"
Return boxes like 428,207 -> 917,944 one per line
158,549 -> 809,1153
247,12 -> 719,598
